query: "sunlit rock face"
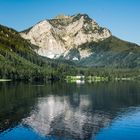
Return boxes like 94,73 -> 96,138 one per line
22,95 -> 111,139
20,14 -> 111,60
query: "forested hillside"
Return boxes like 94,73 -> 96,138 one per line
0,24 -> 76,80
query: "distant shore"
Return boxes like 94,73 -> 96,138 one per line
0,79 -> 12,82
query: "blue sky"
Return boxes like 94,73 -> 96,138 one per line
0,0 -> 140,44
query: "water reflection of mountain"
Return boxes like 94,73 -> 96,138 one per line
0,81 -> 140,139
23,96 -> 111,139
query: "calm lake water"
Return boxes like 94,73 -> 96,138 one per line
0,81 -> 140,140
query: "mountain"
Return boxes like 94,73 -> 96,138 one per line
0,14 -> 140,81
20,14 -> 111,59
0,24 -> 76,80
20,13 -> 140,68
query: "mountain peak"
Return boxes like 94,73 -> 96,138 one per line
54,14 -> 70,19
72,13 -> 91,19
54,13 -> 90,19
20,14 -> 112,59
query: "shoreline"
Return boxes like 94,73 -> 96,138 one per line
0,79 -> 12,82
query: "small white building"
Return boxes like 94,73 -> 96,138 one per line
76,74 -> 85,79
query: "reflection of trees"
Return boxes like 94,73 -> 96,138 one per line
0,82 -> 38,132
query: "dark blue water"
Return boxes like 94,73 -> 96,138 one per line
0,81 -> 140,140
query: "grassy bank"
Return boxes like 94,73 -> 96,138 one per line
66,74 -> 140,83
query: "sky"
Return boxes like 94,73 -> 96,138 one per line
0,0 -> 140,44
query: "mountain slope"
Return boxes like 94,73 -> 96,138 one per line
0,24 -> 77,80
0,24 -> 45,79
20,14 -> 140,68
73,36 -> 140,68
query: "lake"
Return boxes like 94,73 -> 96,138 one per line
0,81 -> 140,140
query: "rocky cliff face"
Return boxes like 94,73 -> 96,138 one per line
20,14 -> 111,60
